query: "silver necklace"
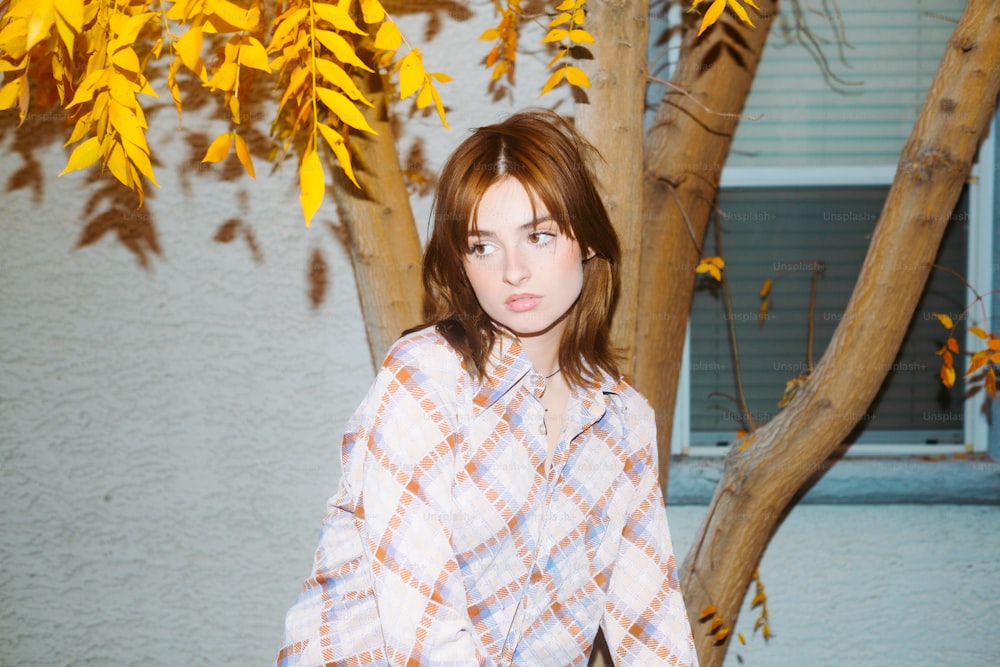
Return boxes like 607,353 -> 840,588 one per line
539,368 -> 560,435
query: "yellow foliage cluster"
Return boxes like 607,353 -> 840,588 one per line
0,0 -> 447,224
696,255 -> 725,282
691,0 -> 760,37
540,0 -> 593,95
934,312 -> 999,399
479,0 -> 520,85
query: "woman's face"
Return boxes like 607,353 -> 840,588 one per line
463,178 -> 585,340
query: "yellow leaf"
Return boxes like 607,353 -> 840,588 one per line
738,633 -> 746,645
112,12 -> 155,46
710,617 -> 723,631
700,605 -> 717,619
234,133 -> 255,178
555,0 -> 576,10
548,13 -> 572,28
65,113 -> 91,145
751,591 -> 766,607
54,0 -> 84,32
110,101 -> 147,151
726,0 -> 755,28
540,68 -> 565,95
760,278 -> 772,298
941,364 -> 956,388
933,313 -> 954,330
416,82 -> 432,109
315,58 -> 372,106
316,87 -> 377,134
431,72 -> 453,83
207,0 -> 259,31
573,8 -> 586,23
54,13 -> 74,53
202,131 -> 232,163
967,350 -> 989,377
318,123 -> 358,188
697,0 -> 726,37
547,48 -> 569,69
58,135 -> 102,175
299,148 -> 325,226
315,30 -> 374,72
479,27 -> 500,41
988,367 -> 997,398
569,28 -> 594,43
989,337 -> 1000,351
206,62 -> 239,92
0,76 -> 25,111
268,7 -> 307,52
106,140 -> 133,188
715,627 -> 730,642
238,36 -> 271,72
109,72 -> 139,109
174,26 -> 206,80
397,50 -> 425,99
112,47 -> 141,75
541,28 -> 569,44
374,20 -> 402,51
429,84 -> 448,129
121,136 -> 159,187
969,326 -> 989,340
360,0 -> 385,23
313,3 -> 366,35
946,336 -> 960,354
564,65 -> 590,87
26,0 -> 56,50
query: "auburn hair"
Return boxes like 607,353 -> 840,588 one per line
417,108 -> 622,389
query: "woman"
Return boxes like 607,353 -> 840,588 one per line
276,110 -> 698,666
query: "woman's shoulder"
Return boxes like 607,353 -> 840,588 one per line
380,324 -> 467,385
607,375 -> 654,420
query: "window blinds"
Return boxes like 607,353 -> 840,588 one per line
727,0 -> 966,167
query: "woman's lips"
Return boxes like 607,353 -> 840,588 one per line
505,294 -> 541,312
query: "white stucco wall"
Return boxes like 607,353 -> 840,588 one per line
1,6 -> 999,667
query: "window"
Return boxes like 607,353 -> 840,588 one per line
668,0 -> 994,455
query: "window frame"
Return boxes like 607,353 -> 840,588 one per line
671,127 -> 997,458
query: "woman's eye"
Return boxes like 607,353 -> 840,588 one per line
528,231 -> 555,245
468,242 -> 494,257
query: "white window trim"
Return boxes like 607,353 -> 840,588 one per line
672,130 -> 996,457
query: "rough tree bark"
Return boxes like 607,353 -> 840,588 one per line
679,2 -> 1000,664
333,70 -> 424,368
574,0 -> 650,378
635,1 -> 778,494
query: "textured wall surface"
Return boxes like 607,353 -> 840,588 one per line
1,6 -> 998,667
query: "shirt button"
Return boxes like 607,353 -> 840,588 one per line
529,373 -> 542,386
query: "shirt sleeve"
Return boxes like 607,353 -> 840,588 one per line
276,340 -> 489,666
600,411 -> 699,667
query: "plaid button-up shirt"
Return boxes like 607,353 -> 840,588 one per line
276,326 -> 697,666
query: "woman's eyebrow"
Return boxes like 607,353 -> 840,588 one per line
468,216 -> 556,238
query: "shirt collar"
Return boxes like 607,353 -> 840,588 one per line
470,329 -> 624,418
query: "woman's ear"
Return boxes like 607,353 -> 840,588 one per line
583,248 -> 597,262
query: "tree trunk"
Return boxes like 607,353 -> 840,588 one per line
680,3 -> 1000,665
333,71 -> 424,368
636,1 -> 778,495
575,5 -> 649,664
574,0 -> 649,378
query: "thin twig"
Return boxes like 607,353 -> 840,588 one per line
807,262 -> 819,372
664,179 -> 705,256
714,213 -> 756,432
648,75 -> 765,123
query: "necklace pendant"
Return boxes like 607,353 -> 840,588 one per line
539,419 -> 547,436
